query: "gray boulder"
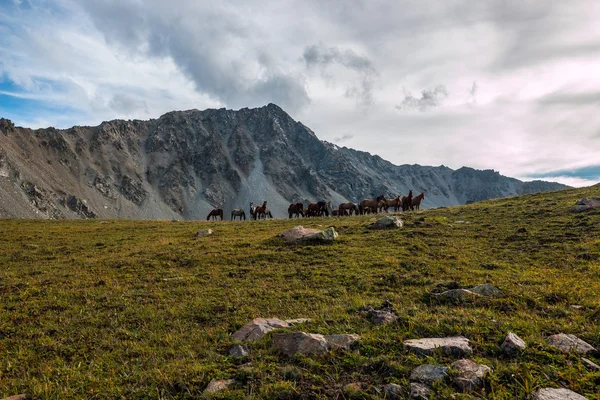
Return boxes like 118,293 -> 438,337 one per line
228,344 -> 249,358
194,229 -> 213,238
383,383 -> 403,399
361,300 -> 398,325
546,333 -> 597,355
410,364 -> 449,384
470,284 -> 503,297
410,382 -> 432,399
451,359 -> 490,393
325,334 -> 360,350
278,226 -> 338,243
501,332 -> 526,356
570,197 -> 600,213
370,216 -> 404,230
404,336 -> 473,357
203,379 -> 235,395
232,318 -> 291,342
532,388 -> 588,400
272,332 -> 330,356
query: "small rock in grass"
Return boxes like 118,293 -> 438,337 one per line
404,336 -> 473,357
360,300 -> 398,325
228,344 -> 249,358
410,364 -> 449,384
581,357 -> 600,371
546,333 -> 597,355
194,229 -> 213,238
383,383 -> 403,399
370,215 -> 404,230
570,197 -> 600,213
285,318 -> 312,325
469,284 -> 503,297
203,379 -> 235,394
324,334 -> 360,350
531,388 -> 588,400
273,332 -> 329,356
451,359 -> 490,393
501,332 -> 526,356
410,382 -> 432,399
434,289 -> 481,302
278,226 -> 338,243
232,318 -> 291,342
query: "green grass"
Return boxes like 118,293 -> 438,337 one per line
1,186 -> 600,399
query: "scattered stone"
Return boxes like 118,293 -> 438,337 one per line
434,289 -> 481,302
570,197 -> 600,213
570,305 -> 584,310
285,318 -> 312,325
278,226 -> 338,243
501,332 -> 526,356
451,359 -> 490,393
546,333 -> 597,355
410,364 -> 449,384
232,318 -> 291,342
469,284 -> 503,297
272,332 -> 330,356
325,334 -> 360,350
360,300 -> 398,325
581,357 -> 600,371
203,379 -> 235,395
228,344 -> 249,358
410,382 -> 432,399
383,383 -> 403,399
370,215 -> 404,230
531,388 -> 588,400
404,336 -> 473,357
194,229 -> 213,238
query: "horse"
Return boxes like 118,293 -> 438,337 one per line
359,195 -> 385,214
332,209 -> 340,217
206,209 -> 223,220
381,195 -> 402,212
339,202 -> 357,216
254,201 -> 268,220
307,201 -> 330,217
288,202 -> 304,218
411,192 -> 425,210
231,209 -> 246,221
402,190 -> 414,211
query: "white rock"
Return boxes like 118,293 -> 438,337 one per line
532,388 -> 588,400
232,318 -> 291,342
501,332 -> 526,356
546,334 -> 597,355
203,379 -> 235,395
404,336 -> 473,357
451,359 -> 490,393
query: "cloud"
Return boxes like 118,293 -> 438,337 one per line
396,85 -> 448,111
333,133 -> 354,143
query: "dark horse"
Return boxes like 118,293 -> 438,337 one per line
254,201 -> 269,220
231,209 -> 246,221
288,202 -> 304,218
359,195 -> 385,215
307,201 -> 330,217
206,208 -> 223,220
338,202 -> 357,216
402,190 -> 414,211
381,195 -> 402,212
411,192 -> 425,210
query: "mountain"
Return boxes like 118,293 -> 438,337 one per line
0,104 -> 569,220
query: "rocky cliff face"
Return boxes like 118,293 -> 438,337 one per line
0,104 -> 569,219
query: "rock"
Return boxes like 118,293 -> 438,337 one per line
451,359 -> 490,393
232,318 -> 291,342
433,289 -> 481,302
203,379 -> 235,395
469,284 -> 502,297
325,334 -> 360,350
194,229 -> 213,238
228,344 -> 249,358
383,383 -> 403,399
278,226 -> 338,243
410,382 -> 432,399
410,364 -> 449,384
546,333 -> 597,355
370,215 -> 404,230
360,300 -> 398,325
570,197 -> 600,213
581,357 -> 600,371
272,332 -> 330,356
501,332 -> 526,356
285,318 -> 312,325
404,336 -> 473,357
531,388 -> 588,400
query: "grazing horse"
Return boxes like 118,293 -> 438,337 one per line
402,190 -> 414,211
359,195 -> 385,215
411,192 -> 425,211
339,202 -> 357,216
206,209 -> 223,220
307,201 -> 330,217
288,203 -> 305,218
254,201 -> 269,220
231,209 -> 246,221
381,195 -> 402,212
332,209 -> 340,217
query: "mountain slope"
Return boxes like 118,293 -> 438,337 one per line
0,105 -> 569,219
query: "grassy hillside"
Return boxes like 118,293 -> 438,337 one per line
1,186 -> 599,399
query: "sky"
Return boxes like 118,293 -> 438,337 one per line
1,0 -> 599,187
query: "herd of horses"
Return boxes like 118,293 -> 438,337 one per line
206,191 -> 425,221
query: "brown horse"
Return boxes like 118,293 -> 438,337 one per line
359,195 -> 385,215
307,201 -> 330,217
411,192 -> 425,210
206,209 -> 223,220
339,202 -> 357,216
402,190 -> 414,211
288,203 -> 304,218
381,195 -> 402,212
254,201 -> 268,220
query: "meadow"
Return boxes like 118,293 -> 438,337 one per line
1,186 -> 599,399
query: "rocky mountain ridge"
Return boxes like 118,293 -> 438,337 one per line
0,104 -> 569,219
